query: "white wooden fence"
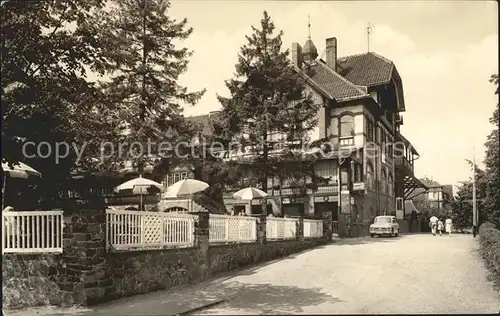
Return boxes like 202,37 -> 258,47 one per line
303,219 -> 324,238
106,210 -> 196,251
2,210 -> 64,254
266,217 -> 298,240
209,214 -> 257,243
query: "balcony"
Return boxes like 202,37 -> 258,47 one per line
395,157 -> 414,175
222,182 -> 365,199
315,185 -> 339,194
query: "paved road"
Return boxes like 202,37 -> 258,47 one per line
7,234 -> 500,315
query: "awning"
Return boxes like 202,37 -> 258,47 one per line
404,175 -> 429,200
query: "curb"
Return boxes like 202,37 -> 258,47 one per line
174,297 -> 233,316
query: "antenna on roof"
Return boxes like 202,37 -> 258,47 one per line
366,22 -> 374,52
308,15 -> 311,39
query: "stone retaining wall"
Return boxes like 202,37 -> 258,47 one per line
3,209 -> 330,309
2,254 -> 70,307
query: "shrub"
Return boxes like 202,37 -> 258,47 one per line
478,222 -> 500,289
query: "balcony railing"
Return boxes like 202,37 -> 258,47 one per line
395,157 -> 414,174
315,185 -> 339,194
222,182 -> 365,198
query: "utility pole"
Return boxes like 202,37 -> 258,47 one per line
472,146 -> 478,238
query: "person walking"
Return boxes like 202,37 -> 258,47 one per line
409,210 -> 417,233
429,215 -> 438,236
445,217 -> 453,236
437,218 -> 444,236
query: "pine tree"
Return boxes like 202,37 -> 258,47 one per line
483,74 -> 500,227
217,11 -> 320,193
90,0 -> 205,174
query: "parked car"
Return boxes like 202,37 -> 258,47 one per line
370,216 -> 399,237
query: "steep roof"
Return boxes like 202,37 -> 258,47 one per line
299,60 -> 370,102
337,52 -> 394,87
186,111 -> 223,136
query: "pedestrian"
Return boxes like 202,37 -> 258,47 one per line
437,219 -> 444,236
429,215 -> 438,236
445,217 -> 453,236
409,210 -> 417,233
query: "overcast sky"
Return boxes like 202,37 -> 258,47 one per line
167,0 -> 498,190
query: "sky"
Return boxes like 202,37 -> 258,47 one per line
165,0 -> 498,191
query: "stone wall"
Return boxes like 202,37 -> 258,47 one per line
209,239 -> 325,275
2,254 -> 70,308
3,209 -> 329,309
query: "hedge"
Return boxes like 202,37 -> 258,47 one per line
478,222 -> 500,289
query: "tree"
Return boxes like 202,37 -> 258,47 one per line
1,0 -> 121,207
89,0 -> 205,174
451,164 -> 487,230
217,11 -> 320,194
483,74 -> 500,227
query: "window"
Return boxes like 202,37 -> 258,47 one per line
315,160 -> 337,183
366,118 -> 374,141
340,137 -> 354,146
388,173 -> 394,196
366,162 -> 374,190
381,169 -> 387,194
339,115 -> 354,137
166,172 -> 188,187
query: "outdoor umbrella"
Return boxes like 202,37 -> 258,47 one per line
233,187 -> 268,216
115,175 -> 165,211
233,187 -> 268,200
1,161 -> 42,210
166,179 -> 209,212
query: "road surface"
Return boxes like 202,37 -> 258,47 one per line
7,234 -> 500,315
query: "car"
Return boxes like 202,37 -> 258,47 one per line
370,215 -> 399,237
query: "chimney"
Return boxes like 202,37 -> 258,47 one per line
291,42 -> 302,68
325,37 -> 337,71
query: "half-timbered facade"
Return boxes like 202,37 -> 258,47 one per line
161,36 -> 428,236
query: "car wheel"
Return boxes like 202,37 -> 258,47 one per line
395,230 -> 399,237
391,228 -> 395,237
370,234 -> 374,238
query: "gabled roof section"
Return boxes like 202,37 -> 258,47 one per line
337,52 -> 394,87
186,111 -> 223,136
296,60 -> 370,102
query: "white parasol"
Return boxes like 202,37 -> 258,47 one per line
233,187 -> 268,216
166,179 -> 209,212
233,187 -> 268,200
115,175 -> 165,211
2,161 -> 42,210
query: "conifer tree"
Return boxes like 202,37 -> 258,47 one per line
218,11 -> 320,193
90,0 -> 205,174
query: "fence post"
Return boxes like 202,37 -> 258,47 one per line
61,208 -> 114,305
257,214 -> 267,244
297,217 -> 304,241
193,211 -> 210,279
